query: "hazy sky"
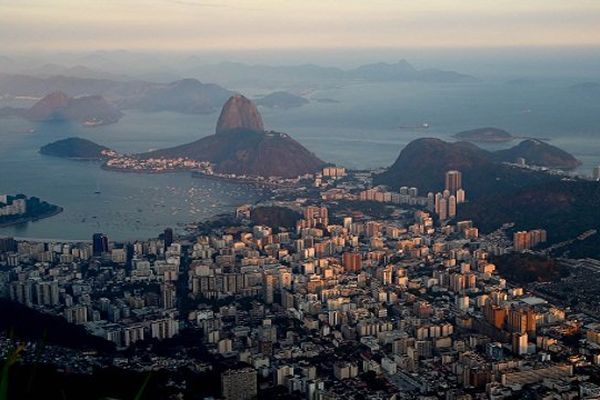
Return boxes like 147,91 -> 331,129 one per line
2,0 -> 600,52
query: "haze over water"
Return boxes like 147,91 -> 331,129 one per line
1,66 -> 600,240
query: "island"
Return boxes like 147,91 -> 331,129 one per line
453,127 -> 514,143
0,194 -> 62,227
24,91 -> 123,126
40,137 -> 116,160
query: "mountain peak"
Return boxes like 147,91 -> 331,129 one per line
215,95 -> 264,134
24,91 -> 70,121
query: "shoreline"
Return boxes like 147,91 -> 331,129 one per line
101,163 -> 298,188
100,164 -> 192,174
191,171 -> 296,189
0,207 -> 64,228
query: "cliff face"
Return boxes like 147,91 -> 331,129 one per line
215,95 -> 264,134
24,91 -> 122,125
141,95 -> 324,178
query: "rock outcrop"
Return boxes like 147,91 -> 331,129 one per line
215,95 -> 264,134
141,95 -> 324,178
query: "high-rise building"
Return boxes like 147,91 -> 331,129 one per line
426,192 -> 435,211
161,282 -> 177,310
342,251 -> 362,272
456,188 -> 466,204
513,229 -> 547,251
438,198 -> 448,220
448,195 -> 457,218
221,368 -> 257,400
434,192 -> 443,214
92,233 -> 108,257
512,332 -> 529,355
507,306 -> 537,335
593,166 -> 600,181
0,237 -> 17,252
445,170 -> 463,194
303,206 -> 329,227
263,272 -> 274,304
163,227 -> 173,250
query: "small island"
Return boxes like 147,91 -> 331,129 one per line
454,127 -> 514,143
40,137 -> 116,160
0,194 -> 62,227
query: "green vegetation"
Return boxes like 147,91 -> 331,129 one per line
250,206 -> 301,229
0,299 -> 115,353
491,253 -> 570,284
459,180 -> 600,245
40,137 -> 110,159
329,200 -> 393,220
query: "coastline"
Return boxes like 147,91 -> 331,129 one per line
100,164 -> 191,174
101,163 -> 298,188
191,171 -> 296,189
0,207 -> 64,228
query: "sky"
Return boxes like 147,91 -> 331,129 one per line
1,0 -> 600,52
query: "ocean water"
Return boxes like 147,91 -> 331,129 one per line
1,80 -> 599,240
0,113 -> 265,241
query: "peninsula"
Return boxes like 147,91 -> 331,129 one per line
0,194 -> 62,227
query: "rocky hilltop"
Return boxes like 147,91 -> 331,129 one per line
493,139 -> 581,169
24,91 -> 122,125
142,95 -> 324,178
375,137 -> 598,247
215,95 -> 264,134
373,138 -> 570,198
40,137 -> 112,160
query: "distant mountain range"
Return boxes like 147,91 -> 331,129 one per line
118,78 -> 234,114
186,60 -> 476,85
142,95 -> 325,178
0,75 -> 234,116
0,59 -> 473,97
3,91 -> 123,126
0,59 -> 474,121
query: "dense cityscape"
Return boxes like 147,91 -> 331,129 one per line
3,166 -> 600,399
3,2 -> 600,399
